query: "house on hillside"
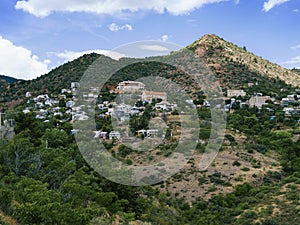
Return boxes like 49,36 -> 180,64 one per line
116,81 -> 145,92
227,89 -> 246,97
137,129 -> 159,138
248,96 -> 271,108
142,91 -> 167,102
71,82 -> 80,89
155,101 -> 176,111
109,131 -> 121,139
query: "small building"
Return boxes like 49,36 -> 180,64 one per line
117,81 -> 145,92
146,129 -> 158,137
142,91 -> 167,102
73,114 -> 89,121
71,82 -> 80,89
203,100 -> 211,108
137,129 -> 147,136
35,102 -> 44,109
155,101 -> 176,111
61,89 -> 69,94
137,129 -> 158,138
227,90 -> 246,97
283,107 -> 296,116
25,92 -> 31,98
109,131 -> 121,140
248,96 -> 270,108
281,98 -> 290,106
36,94 -> 49,101
23,109 -> 31,114
66,101 -> 76,108
71,129 -> 79,135
99,132 -> 108,139
94,131 -> 108,139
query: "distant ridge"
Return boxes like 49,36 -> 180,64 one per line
0,75 -> 19,84
0,75 -> 20,98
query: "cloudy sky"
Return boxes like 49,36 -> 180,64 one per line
0,0 -> 299,80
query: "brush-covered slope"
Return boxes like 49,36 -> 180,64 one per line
189,34 -> 300,88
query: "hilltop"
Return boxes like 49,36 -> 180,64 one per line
189,34 -> 300,87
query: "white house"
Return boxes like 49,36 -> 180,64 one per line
26,92 -> 31,98
283,107 -> 296,116
137,129 -> 158,137
66,101 -> 76,108
109,131 -> 121,139
155,101 -> 176,111
227,90 -> 246,97
71,82 -> 80,89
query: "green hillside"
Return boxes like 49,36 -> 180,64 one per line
0,34 -> 299,225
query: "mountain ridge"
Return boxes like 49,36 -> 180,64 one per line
1,34 -> 299,108
0,75 -> 20,84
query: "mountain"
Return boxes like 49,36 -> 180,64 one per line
1,34 -> 299,108
188,34 -> 300,87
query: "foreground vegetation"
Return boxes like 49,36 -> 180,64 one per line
0,102 -> 299,224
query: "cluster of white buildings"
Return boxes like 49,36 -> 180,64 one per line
226,89 -> 300,119
23,83 -> 90,123
22,78 -> 300,141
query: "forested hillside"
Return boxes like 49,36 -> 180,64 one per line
0,34 -> 299,224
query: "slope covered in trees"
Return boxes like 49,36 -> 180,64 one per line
0,34 -> 299,224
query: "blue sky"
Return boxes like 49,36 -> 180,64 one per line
0,0 -> 299,80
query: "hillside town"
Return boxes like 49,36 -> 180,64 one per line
1,80 -> 298,141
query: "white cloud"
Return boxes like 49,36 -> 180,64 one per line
284,56 -> 300,65
293,8 -> 299,12
51,50 -> 126,62
139,45 -> 169,52
15,0 -> 230,17
263,0 -> 290,12
0,36 -> 50,80
108,23 -> 133,32
291,44 -> 300,50
161,35 -> 169,42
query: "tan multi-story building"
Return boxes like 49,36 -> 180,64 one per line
141,91 -> 167,102
116,81 -> 145,92
248,96 -> 270,108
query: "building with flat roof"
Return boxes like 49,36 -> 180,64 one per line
116,81 -> 145,92
227,89 -> 246,97
141,91 -> 167,102
109,131 -> 121,140
248,96 -> 271,108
